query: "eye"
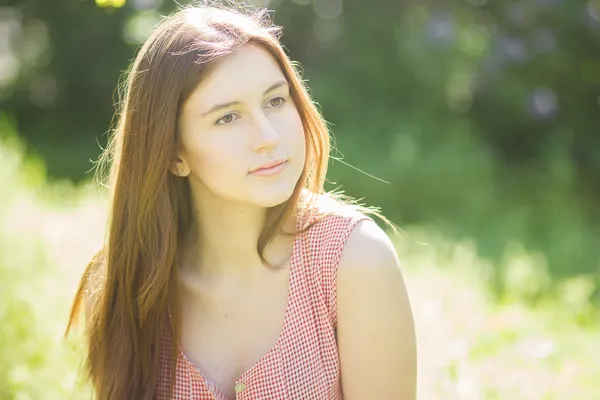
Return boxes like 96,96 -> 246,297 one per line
266,96 -> 286,108
215,113 -> 240,125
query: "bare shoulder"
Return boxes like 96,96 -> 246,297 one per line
336,218 -> 417,400
338,218 -> 400,273
336,218 -> 406,314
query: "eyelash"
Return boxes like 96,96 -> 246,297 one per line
214,96 -> 287,126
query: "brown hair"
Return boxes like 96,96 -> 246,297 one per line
65,2 -> 387,399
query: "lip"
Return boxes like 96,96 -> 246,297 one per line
249,159 -> 288,176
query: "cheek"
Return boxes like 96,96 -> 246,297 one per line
292,114 -> 307,160
280,107 -> 306,149
185,138 -> 245,184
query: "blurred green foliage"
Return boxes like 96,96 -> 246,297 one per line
0,121 -> 92,399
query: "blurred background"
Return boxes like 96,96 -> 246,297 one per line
1,0 -> 599,398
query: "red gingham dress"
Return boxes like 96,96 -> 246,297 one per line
157,199 -> 370,400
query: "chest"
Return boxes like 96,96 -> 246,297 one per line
179,268 -> 291,398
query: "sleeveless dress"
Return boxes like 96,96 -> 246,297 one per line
157,199 -> 371,400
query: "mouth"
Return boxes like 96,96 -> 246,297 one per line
249,159 -> 288,176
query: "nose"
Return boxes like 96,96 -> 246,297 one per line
251,112 -> 280,152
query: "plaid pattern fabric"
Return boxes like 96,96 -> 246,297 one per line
157,200 -> 370,399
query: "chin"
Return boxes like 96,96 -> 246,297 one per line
252,190 -> 295,208
249,181 -> 299,208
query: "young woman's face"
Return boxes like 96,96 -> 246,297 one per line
176,44 -> 306,208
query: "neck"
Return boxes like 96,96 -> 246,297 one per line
179,186 -> 295,280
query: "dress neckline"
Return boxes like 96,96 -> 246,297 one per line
178,209 -> 304,399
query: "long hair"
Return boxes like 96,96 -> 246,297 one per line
64,3 -> 335,399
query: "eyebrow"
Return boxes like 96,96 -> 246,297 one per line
200,80 -> 289,117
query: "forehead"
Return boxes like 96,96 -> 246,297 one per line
186,44 -> 287,109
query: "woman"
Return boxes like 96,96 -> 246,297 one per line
66,3 -> 416,399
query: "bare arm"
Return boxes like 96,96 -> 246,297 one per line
337,219 -> 417,400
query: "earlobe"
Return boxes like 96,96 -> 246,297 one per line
169,159 -> 190,177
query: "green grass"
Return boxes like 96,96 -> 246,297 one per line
0,134 -> 598,399
398,233 -> 600,399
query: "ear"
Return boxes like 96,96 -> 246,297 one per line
169,155 -> 191,177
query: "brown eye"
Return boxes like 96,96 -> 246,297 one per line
215,113 -> 239,125
268,96 -> 286,108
